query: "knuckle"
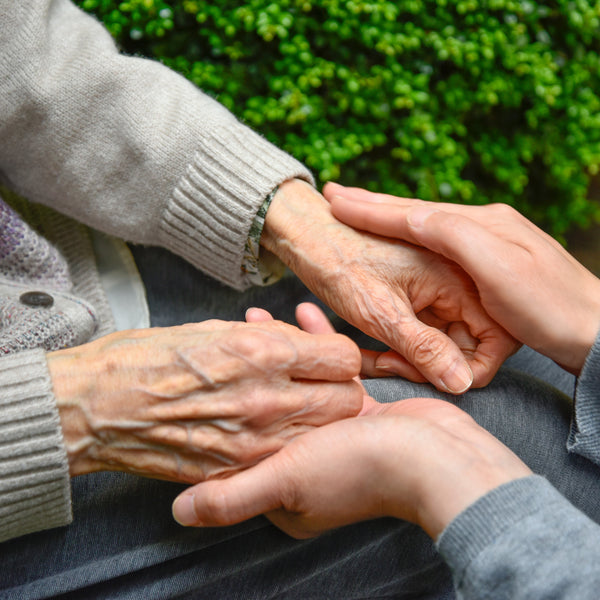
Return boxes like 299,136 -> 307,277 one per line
489,203 -> 518,219
407,328 -> 449,369
228,328 -> 297,370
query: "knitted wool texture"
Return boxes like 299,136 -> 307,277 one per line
0,196 -> 97,354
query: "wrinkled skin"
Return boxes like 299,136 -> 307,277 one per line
327,183 -> 600,375
172,303 -> 529,541
48,320 -> 363,482
263,180 -> 518,393
172,395 -> 531,541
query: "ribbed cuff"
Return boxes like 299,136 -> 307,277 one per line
0,349 -> 72,542
158,122 -> 314,291
568,329 -> 600,465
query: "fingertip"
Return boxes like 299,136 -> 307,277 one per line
440,359 -> 473,395
295,302 -> 336,335
245,307 -> 274,323
322,181 -> 344,199
172,493 -> 200,527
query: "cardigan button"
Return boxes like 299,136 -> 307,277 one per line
19,291 -> 54,308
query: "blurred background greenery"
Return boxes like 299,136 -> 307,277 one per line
76,0 -> 600,238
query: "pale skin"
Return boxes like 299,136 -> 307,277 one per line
172,193 -> 600,541
324,182 -> 600,375
48,319 -> 363,481
264,179 -> 518,393
46,179 -> 516,485
171,303 -> 532,539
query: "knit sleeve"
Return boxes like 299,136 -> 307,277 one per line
0,0 -> 313,291
568,329 -> 600,464
436,475 -> 600,600
0,349 -> 72,542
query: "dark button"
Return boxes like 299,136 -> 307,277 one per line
19,291 -> 54,308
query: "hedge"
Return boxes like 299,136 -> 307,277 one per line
75,0 -> 600,237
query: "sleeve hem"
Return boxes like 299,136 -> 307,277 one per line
158,122 -> 314,291
0,349 -> 72,542
568,328 -> 600,464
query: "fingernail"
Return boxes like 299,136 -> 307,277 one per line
172,494 -> 199,527
407,206 -> 438,229
441,360 -> 473,394
375,354 -> 405,374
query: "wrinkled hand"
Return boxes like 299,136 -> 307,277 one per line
48,320 -> 363,482
247,302 -> 377,413
262,179 -> 517,393
172,395 -> 531,540
327,183 -> 600,374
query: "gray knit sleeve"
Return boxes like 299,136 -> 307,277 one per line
568,329 -> 600,464
0,0 -> 314,291
436,475 -> 600,599
0,349 -> 72,542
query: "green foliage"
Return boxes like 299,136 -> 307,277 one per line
76,0 -> 600,235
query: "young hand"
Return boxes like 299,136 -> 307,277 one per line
172,395 -> 531,540
262,179 -> 518,392
326,183 -> 600,374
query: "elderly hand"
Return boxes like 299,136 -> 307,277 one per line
262,179 -> 517,393
47,320 -> 362,482
327,183 -> 600,374
171,395 -> 532,540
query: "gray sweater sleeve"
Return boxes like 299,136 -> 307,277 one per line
0,0 -> 313,290
0,349 -> 71,543
568,330 -> 600,463
436,475 -> 600,599
435,331 -> 600,598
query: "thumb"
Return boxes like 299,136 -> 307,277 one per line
383,319 -> 473,394
172,460 -> 285,527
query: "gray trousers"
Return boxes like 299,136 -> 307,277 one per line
1,246 -> 597,600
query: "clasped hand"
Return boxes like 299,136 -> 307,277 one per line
47,319 -> 363,482
173,383 -> 531,540
326,183 -> 600,375
263,179 -> 518,393
170,304 -> 530,541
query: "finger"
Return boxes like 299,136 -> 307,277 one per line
464,328 -> 521,388
405,206 -> 513,284
181,326 -> 361,383
245,307 -> 274,323
446,321 -> 479,358
360,348 -> 426,382
295,303 -> 375,411
323,182 -> 419,206
389,319 -> 474,394
329,194 -> 423,245
295,302 -> 336,335
172,458 -> 286,527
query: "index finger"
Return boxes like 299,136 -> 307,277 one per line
179,325 -> 362,384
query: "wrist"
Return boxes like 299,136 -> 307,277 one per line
410,426 -> 532,539
261,179 -> 336,268
565,286 -> 600,374
47,347 -> 102,477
